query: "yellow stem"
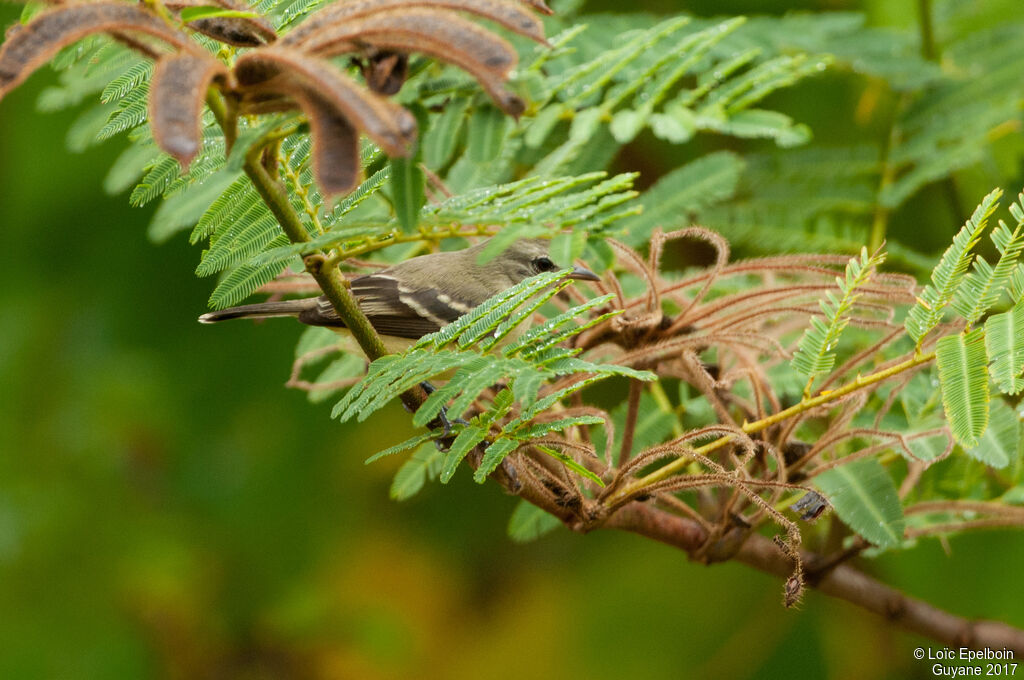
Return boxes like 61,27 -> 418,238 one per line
605,350 -> 937,506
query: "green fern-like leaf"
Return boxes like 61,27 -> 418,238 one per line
508,499 -> 561,543
792,246 -> 886,393
905,189 -> 1002,343
389,444 -> 444,501
814,458 -> 905,548
985,298 -> 1024,395
965,400 -> 1018,469
37,40 -> 138,113
620,152 -> 744,245
348,271 -> 654,475
130,155 -> 182,207
881,24 -> 1024,208
952,194 -> 1024,324
473,438 -> 520,484
439,425 -> 489,483
97,82 -> 149,141
207,237 -> 292,309
100,60 -> 153,104
936,328 -> 991,448
149,168 -> 241,244
364,431 -> 440,465
198,208 -> 281,276
421,270 -> 567,349
192,176 -> 258,244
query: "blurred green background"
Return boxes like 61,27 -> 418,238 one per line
2,1 -> 1024,678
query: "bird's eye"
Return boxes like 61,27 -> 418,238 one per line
533,257 -> 556,272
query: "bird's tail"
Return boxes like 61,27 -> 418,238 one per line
198,299 -> 318,324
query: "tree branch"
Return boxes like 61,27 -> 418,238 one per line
605,501 -> 1024,654
205,90 -> 424,411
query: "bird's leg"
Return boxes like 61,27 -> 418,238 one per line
420,380 -> 518,488
419,381 -> 468,446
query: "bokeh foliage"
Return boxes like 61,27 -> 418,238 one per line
3,0 -> 1024,679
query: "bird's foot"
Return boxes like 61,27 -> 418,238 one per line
419,381 -> 468,447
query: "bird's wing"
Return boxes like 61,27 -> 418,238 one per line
297,273 -> 477,339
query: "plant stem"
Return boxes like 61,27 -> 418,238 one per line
917,0 -> 936,60
869,98 -> 903,252
323,225 -> 496,266
606,351 -> 937,505
915,0 -> 965,223
206,90 -> 391,365
618,379 -> 643,467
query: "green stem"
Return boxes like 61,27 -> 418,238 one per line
869,98 -> 903,252
205,90 -> 391,364
915,0 -> 964,222
243,145 -> 391,363
917,0 -> 936,60
605,351 -> 937,506
323,225 -> 496,266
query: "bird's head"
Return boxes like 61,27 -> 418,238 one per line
484,238 -> 601,284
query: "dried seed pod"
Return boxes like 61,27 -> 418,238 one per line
188,17 -> 275,46
360,49 -> 409,95
237,91 -> 299,115
296,92 -> 361,195
518,0 -> 553,15
166,0 -> 277,46
0,2 -> 196,98
235,47 -> 416,154
150,53 -> 227,168
303,9 -> 525,115
281,0 -> 546,48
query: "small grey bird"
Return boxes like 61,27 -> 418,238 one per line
198,238 -> 600,349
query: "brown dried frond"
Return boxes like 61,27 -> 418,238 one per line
150,53 -> 228,168
531,406 -> 615,462
0,2 -> 196,98
656,254 -> 854,303
235,48 -> 417,194
296,9 -> 527,114
681,283 -> 846,327
607,238 -> 659,313
656,227 -> 730,330
826,428 -> 951,466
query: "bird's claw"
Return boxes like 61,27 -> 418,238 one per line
433,408 -> 471,450
419,381 -> 470,449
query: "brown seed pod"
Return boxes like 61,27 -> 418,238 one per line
236,48 -> 416,155
518,0 -> 553,15
360,49 -> 409,95
188,17 -> 275,46
280,0 -> 547,47
295,92 -> 361,196
301,9 -> 525,115
166,0 -> 278,46
0,2 -> 196,98
235,48 -> 417,194
150,52 -> 228,168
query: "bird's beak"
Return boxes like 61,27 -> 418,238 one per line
568,265 -> 601,282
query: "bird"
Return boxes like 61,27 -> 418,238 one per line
198,238 -> 601,350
